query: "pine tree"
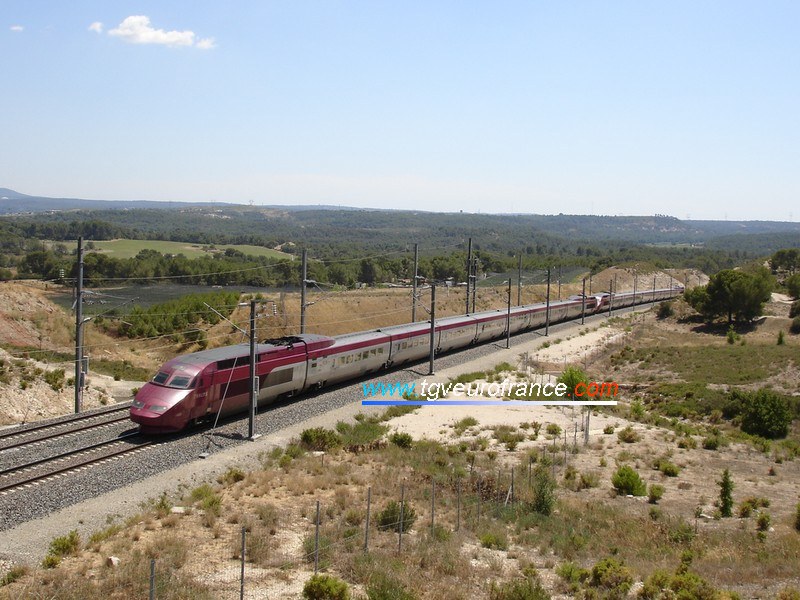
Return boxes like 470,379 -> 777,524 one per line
719,469 -> 734,518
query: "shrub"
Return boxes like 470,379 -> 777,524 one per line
556,561 -> 589,591
219,467 -> 246,484
603,425 -> 615,435
795,503 -> 800,532
677,435 -> 697,450
590,557 -> 633,596
790,300 -> 800,319
611,465 -> 646,496
300,427 -> 342,451
44,368 -> 65,392
757,512 -> 771,532
479,529 -> 509,550
617,426 -> 640,444
454,416 -> 479,434
530,466 -> 556,515
389,432 -> 413,448
718,469 -> 734,518
648,484 -> 665,504
489,576 -> 550,600
1,565 -> 29,587
702,435 -> 723,450
778,330 -> 786,345
377,500 -> 417,533
546,423 -> 561,437
791,316 -> 800,335
366,572 -> 417,600
303,574 -> 350,600
658,460 -> 680,477
657,301 -> 674,319
740,389 -> 792,439
48,530 -> 80,558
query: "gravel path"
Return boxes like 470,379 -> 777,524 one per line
0,305 -> 650,567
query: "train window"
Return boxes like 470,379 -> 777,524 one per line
310,360 -> 318,368
346,355 -> 353,364
216,357 -> 243,371
169,375 -> 194,389
153,371 -> 169,385
370,349 -> 377,356
362,351 -> 369,360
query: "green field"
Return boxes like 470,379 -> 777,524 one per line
88,239 -> 289,260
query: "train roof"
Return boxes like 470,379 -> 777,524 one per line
164,334 -> 334,369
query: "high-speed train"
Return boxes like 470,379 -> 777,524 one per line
130,285 -> 682,432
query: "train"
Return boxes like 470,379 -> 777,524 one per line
130,285 -> 682,433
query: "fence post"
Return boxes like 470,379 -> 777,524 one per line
314,500 -> 320,574
510,468 -> 515,505
364,486 -> 371,552
240,526 -> 246,600
477,478 -> 482,524
430,481 -> 436,537
398,483 -> 405,552
149,559 -> 155,600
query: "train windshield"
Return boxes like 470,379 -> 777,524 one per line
151,371 -> 196,389
168,375 -> 195,389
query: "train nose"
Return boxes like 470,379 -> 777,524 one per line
129,385 -> 191,433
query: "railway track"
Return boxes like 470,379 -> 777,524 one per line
0,404 -> 132,452
0,433 -> 153,496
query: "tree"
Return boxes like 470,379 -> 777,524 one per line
718,469 -> 734,518
557,366 -> 588,400
685,268 -> 772,324
786,274 -> 800,300
740,389 -> 792,439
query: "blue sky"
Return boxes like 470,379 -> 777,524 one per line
2,2 -> 798,220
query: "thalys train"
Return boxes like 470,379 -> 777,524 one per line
130,285 -> 682,432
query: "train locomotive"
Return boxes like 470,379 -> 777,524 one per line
130,285 -> 682,433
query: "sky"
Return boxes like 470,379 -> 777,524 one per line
2,2 -> 799,220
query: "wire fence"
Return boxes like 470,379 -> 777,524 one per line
138,422 -> 594,600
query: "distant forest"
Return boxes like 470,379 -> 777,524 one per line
1,205 -> 798,287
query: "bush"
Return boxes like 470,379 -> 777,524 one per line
489,576 -> 550,600
366,572 -> 417,600
795,503 -> 800,532
611,465 -> 646,496
757,512 -> 771,532
303,574 -> 350,600
617,426 -> 640,444
740,389 -> 792,439
377,500 -> 417,533
657,301 -> 674,319
648,484 -> 665,504
658,460 -> 680,477
479,529 -> 509,550
546,423 -> 561,437
790,300 -> 800,319
530,466 -> 556,515
702,435 -> 723,450
44,368 -> 65,392
48,530 -> 80,558
791,316 -> 800,335
300,427 -> 342,451
1,565 -> 29,587
590,557 -> 633,596
389,432 -> 413,448
603,425 -> 615,435
778,330 -> 786,345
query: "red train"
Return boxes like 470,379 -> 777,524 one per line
130,286 -> 682,432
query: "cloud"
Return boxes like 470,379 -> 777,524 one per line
196,37 -> 216,50
10,25 -> 24,32
88,22 -> 103,34
108,15 -> 214,49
